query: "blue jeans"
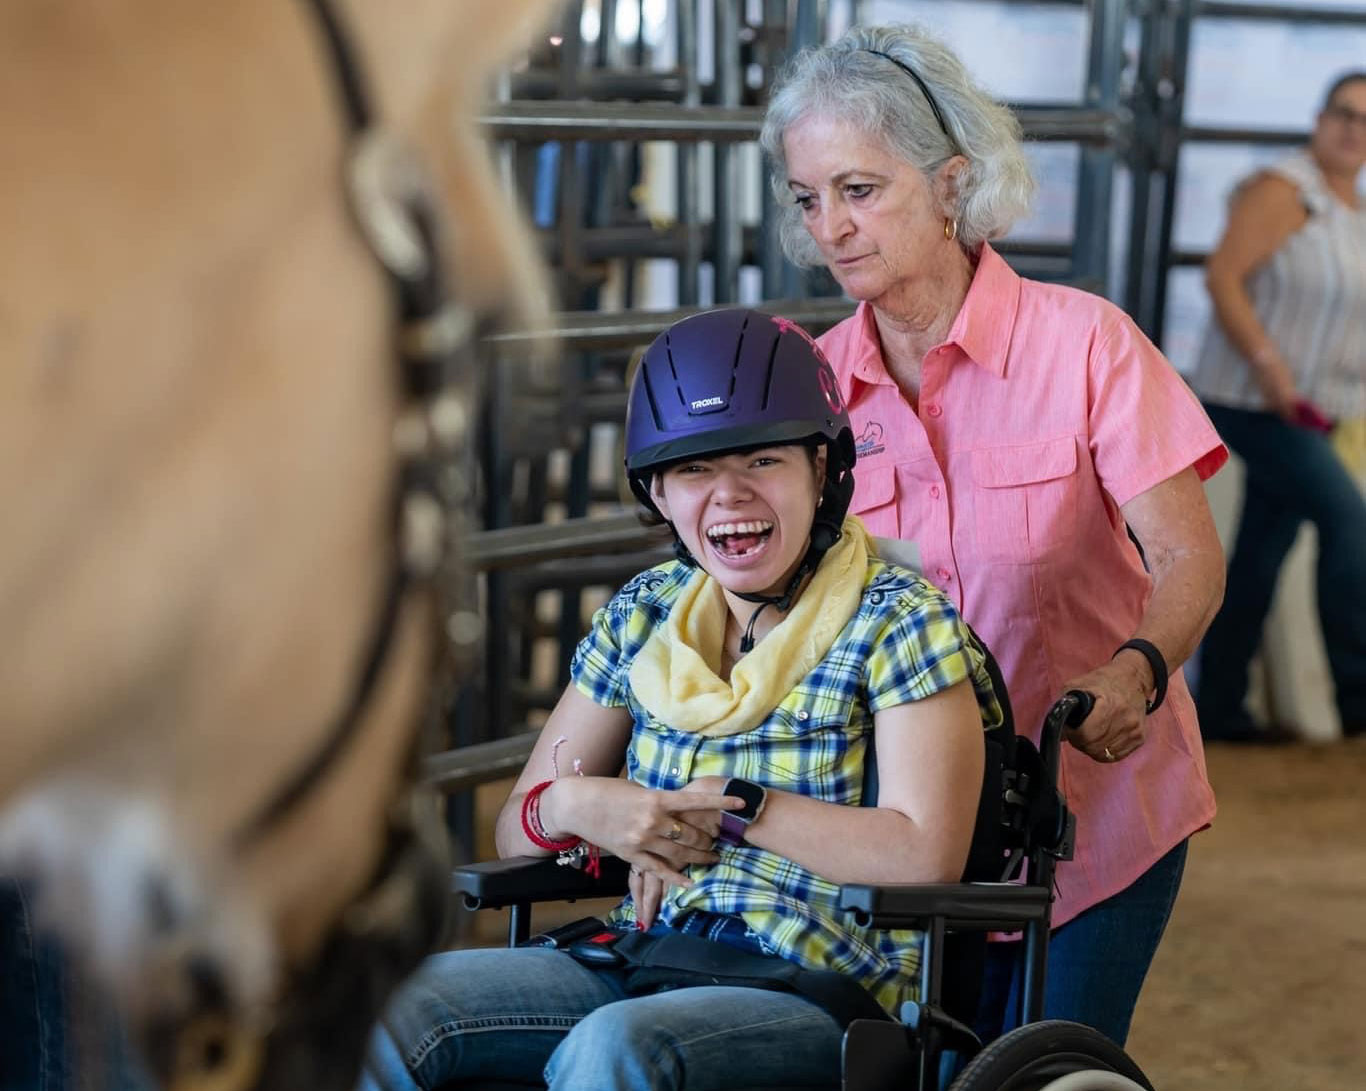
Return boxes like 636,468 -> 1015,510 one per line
358,926 -> 844,1090
1,877 -> 70,1091
1199,404 -> 1366,737
0,878 -> 151,1091
971,839 -> 1188,1049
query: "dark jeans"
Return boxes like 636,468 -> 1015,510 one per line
1,878 -> 70,1091
0,878 -> 149,1091
972,839 -> 1189,1049
1199,403 -> 1366,737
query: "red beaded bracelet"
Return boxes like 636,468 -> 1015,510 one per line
521,780 -> 581,852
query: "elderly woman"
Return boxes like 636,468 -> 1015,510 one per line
1190,71 -> 1366,745
760,24 -> 1228,1048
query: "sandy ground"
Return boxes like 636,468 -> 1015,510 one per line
1126,739 -> 1366,1089
466,738 -> 1366,1088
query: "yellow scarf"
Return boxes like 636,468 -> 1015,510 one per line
628,517 -> 872,737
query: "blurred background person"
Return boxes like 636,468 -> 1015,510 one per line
1190,70 -> 1366,745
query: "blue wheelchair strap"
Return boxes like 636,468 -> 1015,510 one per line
569,927 -> 891,1030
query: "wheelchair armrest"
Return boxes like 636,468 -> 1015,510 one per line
452,854 -> 631,911
838,881 -> 1051,931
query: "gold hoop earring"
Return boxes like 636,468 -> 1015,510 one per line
944,217 -> 959,242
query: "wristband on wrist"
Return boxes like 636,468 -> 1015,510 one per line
1114,639 -> 1168,714
521,780 -> 581,852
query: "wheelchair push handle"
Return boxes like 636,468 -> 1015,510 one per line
1056,689 -> 1095,728
1040,689 -> 1095,786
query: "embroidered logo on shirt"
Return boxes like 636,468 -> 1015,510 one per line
855,420 -> 885,458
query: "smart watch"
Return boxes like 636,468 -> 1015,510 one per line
717,778 -> 768,846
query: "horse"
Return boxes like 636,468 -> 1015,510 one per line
0,1 -> 557,1087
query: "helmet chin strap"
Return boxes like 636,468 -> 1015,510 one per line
733,563 -> 810,652
731,518 -> 842,652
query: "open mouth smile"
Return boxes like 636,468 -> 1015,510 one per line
704,520 -> 774,560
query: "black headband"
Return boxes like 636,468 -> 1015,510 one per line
862,49 -> 959,153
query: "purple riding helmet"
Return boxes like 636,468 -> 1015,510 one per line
625,308 -> 856,636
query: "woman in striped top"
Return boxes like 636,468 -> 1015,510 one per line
1191,71 -> 1366,743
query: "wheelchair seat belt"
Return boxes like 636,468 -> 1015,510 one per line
553,922 -> 891,1030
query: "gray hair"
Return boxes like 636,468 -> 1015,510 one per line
759,23 -> 1036,264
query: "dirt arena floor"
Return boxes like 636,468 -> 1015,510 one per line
1126,738 -> 1366,1089
466,737 -> 1366,1089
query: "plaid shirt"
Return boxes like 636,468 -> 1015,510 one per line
571,555 -> 1004,1016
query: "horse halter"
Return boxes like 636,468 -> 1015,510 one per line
156,1 -> 480,1088
233,0 -> 483,849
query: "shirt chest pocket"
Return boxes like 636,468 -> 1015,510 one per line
849,464 -> 898,538
752,704 -> 852,788
970,436 -> 1079,566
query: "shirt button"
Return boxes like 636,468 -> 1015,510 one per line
796,709 -> 809,721
669,766 -> 680,776
930,485 -> 941,499
926,404 -> 942,418
936,567 -> 952,581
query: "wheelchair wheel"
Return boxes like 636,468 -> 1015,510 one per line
948,1020 -> 1155,1091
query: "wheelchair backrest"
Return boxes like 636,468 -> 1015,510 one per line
861,623 -> 1056,885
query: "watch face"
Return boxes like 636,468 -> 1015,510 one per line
727,778 -> 766,821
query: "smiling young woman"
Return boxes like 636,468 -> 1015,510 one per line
653,445 -> 822,590
357,308 -> 1005,1091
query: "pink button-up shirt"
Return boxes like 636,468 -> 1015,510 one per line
818,244 -> 1228,928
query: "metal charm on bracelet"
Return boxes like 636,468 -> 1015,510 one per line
555,843 -> 593,869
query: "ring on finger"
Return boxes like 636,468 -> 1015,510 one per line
1103,746 -> 1115,762
666,821 -> 683,841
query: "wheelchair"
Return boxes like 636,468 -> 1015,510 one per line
452,689 -> 1156,1091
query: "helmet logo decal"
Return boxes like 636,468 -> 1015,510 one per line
771,314 -> 815,346
689,395 -> 726,412
772,315 -> 844,414
817,363 -> 844,414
